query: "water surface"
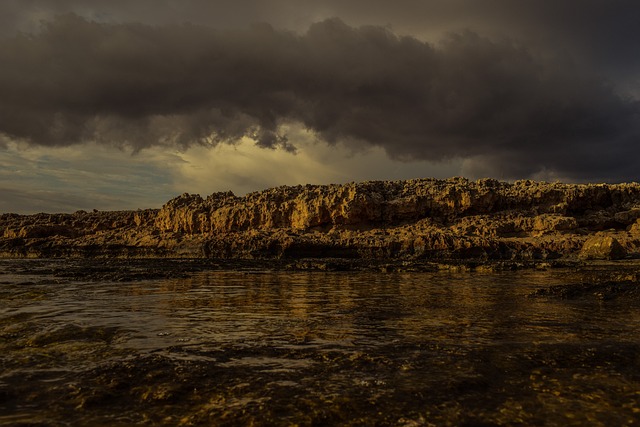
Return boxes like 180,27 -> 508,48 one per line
1,260 -> 639,426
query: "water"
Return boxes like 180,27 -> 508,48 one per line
1,260 -> 639,426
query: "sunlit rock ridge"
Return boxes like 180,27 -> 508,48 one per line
3,178 -> 640,264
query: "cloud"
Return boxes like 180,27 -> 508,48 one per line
5,1 -> 640,67
0,129 -> 462,214
0,140 -> 178,213
172,124 -> 463,197
0,13 -> 639,182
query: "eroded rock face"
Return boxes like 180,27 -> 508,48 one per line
150,178 -> 640,235
2,178 -> 640,261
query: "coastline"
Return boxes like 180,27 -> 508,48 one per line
2,178 -> 640,264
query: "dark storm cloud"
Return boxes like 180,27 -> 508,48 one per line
1,14 -> 639,180
6,0 -> 640,68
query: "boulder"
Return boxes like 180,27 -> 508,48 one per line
579,236 -> 626,260
614,208 -> 640,225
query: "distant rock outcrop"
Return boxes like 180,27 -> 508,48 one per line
2,178 -> 640,262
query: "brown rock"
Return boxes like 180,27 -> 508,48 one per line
17,224 -> 76,238
579,236 -> 627,260
3,178 -> 640,261
531,215 -> 578,233
614,208 -> 640,225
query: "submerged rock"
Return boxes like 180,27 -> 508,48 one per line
530,280 -> 640,300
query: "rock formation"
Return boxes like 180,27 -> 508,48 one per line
579,235 -> 627,260
2,178 -> 640,263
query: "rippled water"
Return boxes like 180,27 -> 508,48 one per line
1,260 -> 639,426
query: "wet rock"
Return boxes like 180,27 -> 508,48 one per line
579,236 -> 627,260
530,281 -> 640,300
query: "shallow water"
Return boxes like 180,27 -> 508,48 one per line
1,260 -> 639,426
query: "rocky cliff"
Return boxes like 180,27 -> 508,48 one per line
3,178 -> 640,263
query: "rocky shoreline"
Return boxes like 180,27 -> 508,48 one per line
3,177 -> 640,265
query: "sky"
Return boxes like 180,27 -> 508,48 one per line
1,0 -> 639,213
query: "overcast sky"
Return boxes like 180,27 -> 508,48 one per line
1,0 -> 639,213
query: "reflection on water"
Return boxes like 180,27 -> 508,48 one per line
1,260 -> 639,426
